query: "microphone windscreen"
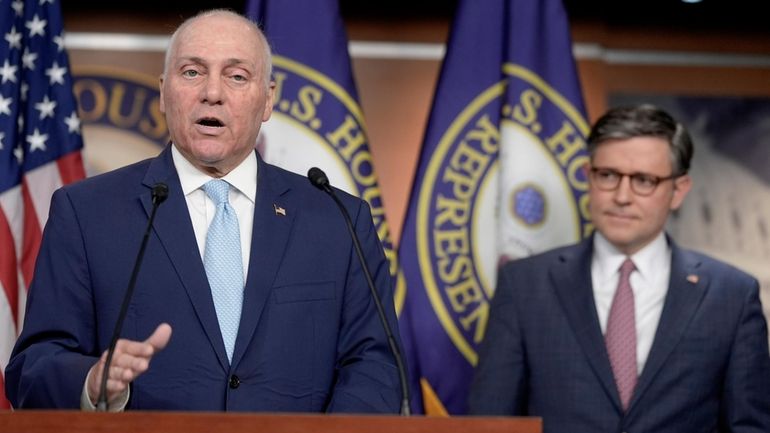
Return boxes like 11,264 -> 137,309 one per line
152,183 -> 169,204
307,167 -> 330,190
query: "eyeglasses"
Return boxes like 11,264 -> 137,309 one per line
589,167 -> 681,196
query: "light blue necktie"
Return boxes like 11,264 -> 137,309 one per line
203,179 -> 244,363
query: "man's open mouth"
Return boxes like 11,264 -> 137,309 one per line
197,117 -> 224,127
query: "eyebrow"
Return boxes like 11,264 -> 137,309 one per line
178,56 -> 254,69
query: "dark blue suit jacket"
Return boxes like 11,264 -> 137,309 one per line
6,146 -> 402,412
468,236 -> 770,433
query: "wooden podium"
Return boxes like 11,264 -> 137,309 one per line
0,411 -> 541,433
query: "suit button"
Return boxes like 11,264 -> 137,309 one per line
229,375 -> 240,389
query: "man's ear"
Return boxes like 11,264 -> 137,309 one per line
158,74 -> 166,113
670,174 -> 692,211
261,81 -> 276,122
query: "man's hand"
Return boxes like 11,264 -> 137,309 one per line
87,323 -> 173,406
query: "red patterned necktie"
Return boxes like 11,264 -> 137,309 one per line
605,258 -> 637,411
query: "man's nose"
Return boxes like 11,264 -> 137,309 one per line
201,75 -> 223,104
613,175 -> 633,203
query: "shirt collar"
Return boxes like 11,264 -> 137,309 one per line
171,144 -> 257,203
593,231 -> 669,284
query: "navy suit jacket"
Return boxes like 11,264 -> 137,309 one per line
468,236 -> 770,433
6,146 -> 403,412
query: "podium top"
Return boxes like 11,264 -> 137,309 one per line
0,411 -> 541,433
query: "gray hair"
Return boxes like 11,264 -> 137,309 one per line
163,9 -> 273,90
586,104 -> 694,175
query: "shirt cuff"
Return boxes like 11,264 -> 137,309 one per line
81,366 -> 130,412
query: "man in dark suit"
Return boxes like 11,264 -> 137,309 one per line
468,105 -> 770,432
5,10 -> 402,412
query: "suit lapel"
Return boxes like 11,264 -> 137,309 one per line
141,146 -> 230,371
551,237 -> 623,410
231,158 -> 295,367
628,241 -> 708,413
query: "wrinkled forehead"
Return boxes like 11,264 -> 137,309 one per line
171,14 -> 263,64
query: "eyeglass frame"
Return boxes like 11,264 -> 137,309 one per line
589,167 -> 685,196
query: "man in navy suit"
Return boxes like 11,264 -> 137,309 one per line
468,105 -> 770,432
6,10 -> 402,412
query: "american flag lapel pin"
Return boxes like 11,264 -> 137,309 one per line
273,204 -> 286,216
686,274 -> 699,284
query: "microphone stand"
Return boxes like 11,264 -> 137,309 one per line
308,167 -> 411,416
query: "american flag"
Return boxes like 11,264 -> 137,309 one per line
1,0 -> 85,408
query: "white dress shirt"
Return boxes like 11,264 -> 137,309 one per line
591,232 -> 671,375
172,144 -> 256,278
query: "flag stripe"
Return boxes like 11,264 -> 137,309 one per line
26,163 -> 63,230
21,179 -> 44,287
0,207 -> 18,410
21,161 -> 67,286
57,151 -> 86,185
0,360 -> 9,409
0,210 -> 19,327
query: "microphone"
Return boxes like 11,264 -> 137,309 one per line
307,167 -> 411,416
96,183 -> 169,411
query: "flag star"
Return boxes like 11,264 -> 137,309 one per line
54,34 -> 65,51
64,111 -> 81,133
45,61 -> 67,85
0,94 -> 12,115
26,15 -> 47,38
27,128 -> 49,152
20,82 -> 29,101
0,132 -> 5,150
0,60 -> 18,84
4,27 -> 22,50
14,144 -> 24,163
18,113 -> 24,131
40,0 -> 55,4
35,95 -> 57,120
12,0 -> 24,16
22,48 -> 38,70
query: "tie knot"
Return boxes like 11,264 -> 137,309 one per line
203,179 -> 230,205
619,258 -> 636,279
